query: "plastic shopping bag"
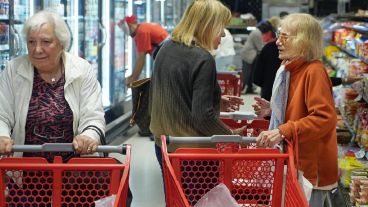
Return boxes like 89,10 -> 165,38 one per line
95,194 -> 116,207
194,183 -> 238,207
298,171 -> 313,203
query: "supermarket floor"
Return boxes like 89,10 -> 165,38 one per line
109,93 -> 258,207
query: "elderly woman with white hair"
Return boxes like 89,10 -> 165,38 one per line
253,13 -> 338,206
0,11 -> 105,162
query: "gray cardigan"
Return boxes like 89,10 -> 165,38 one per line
240,29 -> 264,64
150,40 -> 232,149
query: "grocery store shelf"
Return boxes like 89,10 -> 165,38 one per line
338,105 -> 356,141
335,15 -> 368,23
343,24 -> 368,34
322,56 -> 338,71
331,43 -> 368,65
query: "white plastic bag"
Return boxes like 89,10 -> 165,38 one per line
194,183 -> 238,207
298,171 -> 313,203
95,194 -> 116,207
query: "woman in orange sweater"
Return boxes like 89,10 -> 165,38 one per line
253,13 -> 338,207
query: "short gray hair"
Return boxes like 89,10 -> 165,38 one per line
23,10 -> 71,50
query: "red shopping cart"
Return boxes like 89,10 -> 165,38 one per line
0,143 -> 131,207
161,135 -> 309,207
217,71 -> 242,97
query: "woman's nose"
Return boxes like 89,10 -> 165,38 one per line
34,42 -> 43,52
276,38 -> 282,46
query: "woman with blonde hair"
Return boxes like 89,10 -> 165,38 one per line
150,0 -> 244,169
253,13 -> 338,206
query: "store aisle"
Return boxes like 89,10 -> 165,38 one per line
110,94 -> 258,207
110,129 -> 165,207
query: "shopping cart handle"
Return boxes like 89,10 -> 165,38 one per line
220,111 -> 258,120
12,143 -> 127,154
166,135 -> 257,144
212,135 -> 256,143
217,71 -> 240,75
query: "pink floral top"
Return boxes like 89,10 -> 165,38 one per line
24,69 -> 74,162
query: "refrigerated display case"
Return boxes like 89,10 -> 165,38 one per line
44,0 -> 114,106
41,0 -> 105,83
78,0 -> 101,79
0,0 -> 133,140
0,0 -> 195,139
42,0 -> 133,126
171,0 -> 191,25
151,0 -> 163,24
110,0 -> 130,106
149,0 -> 191,33
0,0 -> 39,73
133,0 -> 146,23
12,0 -> 31,57
163,0 -> 174,32
132,0 -> 151,79
0,0 -> 10,72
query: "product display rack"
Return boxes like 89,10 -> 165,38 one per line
323,14 -> 368,207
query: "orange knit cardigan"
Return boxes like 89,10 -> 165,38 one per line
278,58 -> 338,187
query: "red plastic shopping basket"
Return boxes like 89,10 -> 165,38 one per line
220,111 -> 270,137
0,143 -> 131,207
161,135 -> 308,207
222,118 -> 269,137
217,71 -> 242,97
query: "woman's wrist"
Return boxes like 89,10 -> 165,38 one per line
278,128 -> 285,139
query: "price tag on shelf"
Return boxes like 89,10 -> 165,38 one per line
355,149 -> 366,159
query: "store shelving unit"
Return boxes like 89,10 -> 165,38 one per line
323,14 -> 368,207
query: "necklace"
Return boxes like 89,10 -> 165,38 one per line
49,71 -> 59,84
49,61 -> 64,84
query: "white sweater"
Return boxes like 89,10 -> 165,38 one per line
0,52 -> 106,157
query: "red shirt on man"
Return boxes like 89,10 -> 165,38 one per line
134,23 -> 169,55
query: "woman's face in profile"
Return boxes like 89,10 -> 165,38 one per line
276,27 -> 295,61
27,23 -> 63,72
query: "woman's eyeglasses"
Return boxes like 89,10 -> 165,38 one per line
33,127 -> 64,140
276,31 -> 294,42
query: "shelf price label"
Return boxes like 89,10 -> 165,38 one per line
354,149 -> 366,159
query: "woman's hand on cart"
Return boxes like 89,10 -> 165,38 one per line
0,136 -> 13,155
72,135 -> 99,154
256,128 -> 284,148
252,97 -> 271,118
221,95 -> 244,112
